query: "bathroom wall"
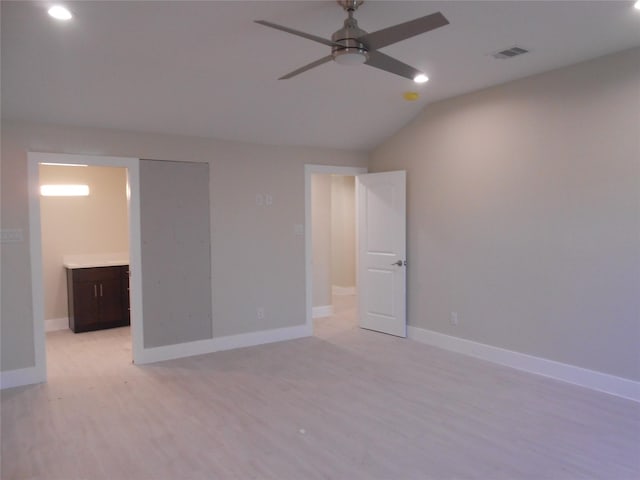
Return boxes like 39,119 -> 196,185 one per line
39,165 -> 128,324
311,174 -> 332,309
312,174 -> 356,309
331,175 -> 356,291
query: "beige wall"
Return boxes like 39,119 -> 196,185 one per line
39,165 -> 128,321
311,174 -> 332,308
0,121 -> 368,372
331,175 -> 356,289
312,174 -> 356,306
370,48 -> 640,381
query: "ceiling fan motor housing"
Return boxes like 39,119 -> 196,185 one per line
331,16 -> 369,65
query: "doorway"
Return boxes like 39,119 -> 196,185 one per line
306,166 -> 408,339
28,152 -> 144,383
304,165 -> 367,334
39,163 -> 131,373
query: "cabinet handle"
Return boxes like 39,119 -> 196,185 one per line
100,284 -> 103,297
94,284 -> 97,297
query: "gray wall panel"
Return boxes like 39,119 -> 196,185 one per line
140,159 -> 212,348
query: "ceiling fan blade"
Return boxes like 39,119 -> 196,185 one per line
364,51 -> 421,81
255,20 -> 336,47
358,12 -> 449,51
279,55 -> 334,80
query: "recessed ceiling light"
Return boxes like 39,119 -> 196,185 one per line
48,5 -> 73,21
413,74 -> 429,84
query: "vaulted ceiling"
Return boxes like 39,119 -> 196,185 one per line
2,1 -> 639,151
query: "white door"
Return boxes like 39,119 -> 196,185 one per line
357,171 -> 406,337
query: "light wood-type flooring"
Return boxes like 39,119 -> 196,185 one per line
2,295 -> 639,479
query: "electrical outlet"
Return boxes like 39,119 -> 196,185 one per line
257,307 -> 265,320
265,194 -> 273,206
450,312 -> 458,325
256,194 -> 264,206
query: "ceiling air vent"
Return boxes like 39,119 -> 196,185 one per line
491,46 -> 529,60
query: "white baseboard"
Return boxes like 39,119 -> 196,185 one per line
212,324 -> 311,353
312,305 -> 334,318
136,324 -> 312,365
408,326 -> 640,403
45,317 -> 69,332
332,285 -> 356,296
0,365 -> 45,390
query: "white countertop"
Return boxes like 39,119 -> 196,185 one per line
63,253 -> 129,269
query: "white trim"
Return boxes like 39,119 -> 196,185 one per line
28,155 -> 48,386
312,305 -> 334,318
332,285 -> 356,296
212,324 -> 311,353
0,366 -> 45,390
27,152 -> 144,389
408,326 -> 640,403
305,164 -> 367,335
126,158 -> 145,365
45,317 -> 69,332
136,324 -> 311,365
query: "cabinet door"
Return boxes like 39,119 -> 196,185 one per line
73,281 -> 101,331
67,266 -> 130,333
98,276 -> 127,326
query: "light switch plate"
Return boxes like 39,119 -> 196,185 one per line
0,229 -> 24,243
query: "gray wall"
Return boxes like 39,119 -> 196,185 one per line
140,160 -> 212,348
0,122 -> 367,371
370,48 -> 640,381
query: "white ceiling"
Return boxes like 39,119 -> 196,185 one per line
2,1 -> 639,151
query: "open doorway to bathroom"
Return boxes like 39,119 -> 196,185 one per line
306,165 -> 366,336
28,152 -> 143,384
39,163 -> 132,375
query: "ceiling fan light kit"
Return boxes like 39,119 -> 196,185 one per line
331,1 -> 369,65
255,0 -> 449,81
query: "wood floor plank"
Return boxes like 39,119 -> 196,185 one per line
2,295 -> 639,479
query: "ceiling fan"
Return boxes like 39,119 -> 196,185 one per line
255,0 -> 449,82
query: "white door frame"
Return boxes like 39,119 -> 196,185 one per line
304,164 -> 367,333
28,152 -> 144,383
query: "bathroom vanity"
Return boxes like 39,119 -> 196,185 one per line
65,256 -> 130,333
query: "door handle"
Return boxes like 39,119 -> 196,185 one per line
391,260 -> 406,267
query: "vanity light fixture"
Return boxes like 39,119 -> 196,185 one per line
635,0 -> 640,10
40,184 -> 90,197
40,162 -> 88,167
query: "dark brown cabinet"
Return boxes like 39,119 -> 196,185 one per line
66,265 -> 130,333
